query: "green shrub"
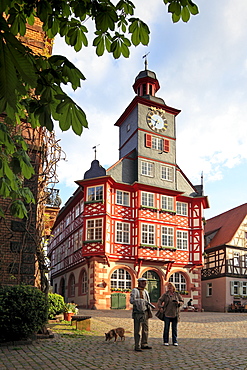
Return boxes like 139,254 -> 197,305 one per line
0,285 -> 48,342
48,293 -> 65,319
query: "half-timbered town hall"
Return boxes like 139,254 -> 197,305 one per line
47,65 -> 209,310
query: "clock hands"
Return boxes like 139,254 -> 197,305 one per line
146,108 -> 167,131
151,117 -> 158,126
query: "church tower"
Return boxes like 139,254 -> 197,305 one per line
108,63 -> 196,198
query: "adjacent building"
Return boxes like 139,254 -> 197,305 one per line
0,19 -> 56,290
202,203 -> 247,312
47,65 -> 209,310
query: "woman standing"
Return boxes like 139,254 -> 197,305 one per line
157,282 -> 184,346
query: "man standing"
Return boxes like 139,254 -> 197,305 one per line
130,277 -> 153,352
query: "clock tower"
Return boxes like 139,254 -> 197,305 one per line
108,65 -> 195,196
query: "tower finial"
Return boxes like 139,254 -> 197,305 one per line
142,52 -> 150,70
201,171 -> 204,195
92,144 -> 100,160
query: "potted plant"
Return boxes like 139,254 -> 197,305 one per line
63,302 -> 78,321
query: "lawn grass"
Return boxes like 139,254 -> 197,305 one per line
48,321 -> 95,339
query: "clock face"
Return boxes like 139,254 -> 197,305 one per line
146,108 -> 168,132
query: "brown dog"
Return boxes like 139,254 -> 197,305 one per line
105,327 -> 125,342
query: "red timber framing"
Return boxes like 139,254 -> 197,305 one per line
73,176 -> 206,267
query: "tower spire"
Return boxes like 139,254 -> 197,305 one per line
143,52 -> 150,70
92,144 -> 100,160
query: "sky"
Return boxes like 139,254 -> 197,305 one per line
52,0 -> 247,220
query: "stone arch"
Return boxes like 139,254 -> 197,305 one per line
78,268 -> 88,295
142,269 -> 161,303
167,269 -> 190,295
108,265 -> 135,292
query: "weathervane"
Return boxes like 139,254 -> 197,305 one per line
92,144 -> 100,160
142,52 -> 150,70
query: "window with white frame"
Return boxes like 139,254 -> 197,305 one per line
141,224 -> 155,245
141,192 -> 154,207
230,280 -> 240,295
207,283 -> 212,296
233,252 -> 240,266
177,230 -> 188,250
81,270 -> 87,294
152,136 -> 163,151
145,134 -> 170,153
242,282 -> 247,296
116,222 -> 130,244
169,272 -> 186,292
65,214 -> 70,227
161,226 -> 174,247
161,165 -> 173,181
111,269 -> 132,290
75,203 -> 80,218
87,185 -> 103,201
86,219 -> 103,240
74,231 -> 79,250
141,161 -> 154,177
116,190 -> 130,206
161,195 -> 173,211
176,202 -> 188,216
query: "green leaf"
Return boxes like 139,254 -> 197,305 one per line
139,23 -> 150,45
10,200 -> 28,219
174,2 -> 182,16
20,187 -> 35,204
0,178 -> 11,198
7,42 -> 37,87
188,1 -> 199,15
95,9 -> 118,32
93,32 -> 112,56
95,38 -> 105,56
129,19 -> 150,46
172,12 -> 181,23
0,39 -> 18,110
121,43 -> 130,58
168,2 -> 177,13
181,6 -> 190,22
3,160 -> 14,181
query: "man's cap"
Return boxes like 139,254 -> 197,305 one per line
138,277 -> 147,282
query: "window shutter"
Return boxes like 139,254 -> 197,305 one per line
164,139 -> 170,152
146,134 -> 152,148
230,281 -> 234,295
239,281 -> 243,295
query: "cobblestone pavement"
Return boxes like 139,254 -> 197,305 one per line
0,310 -> 246,370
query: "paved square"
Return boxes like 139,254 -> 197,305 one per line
0,311 -> 246,369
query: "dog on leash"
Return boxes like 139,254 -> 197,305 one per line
105,327 -> 125,342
